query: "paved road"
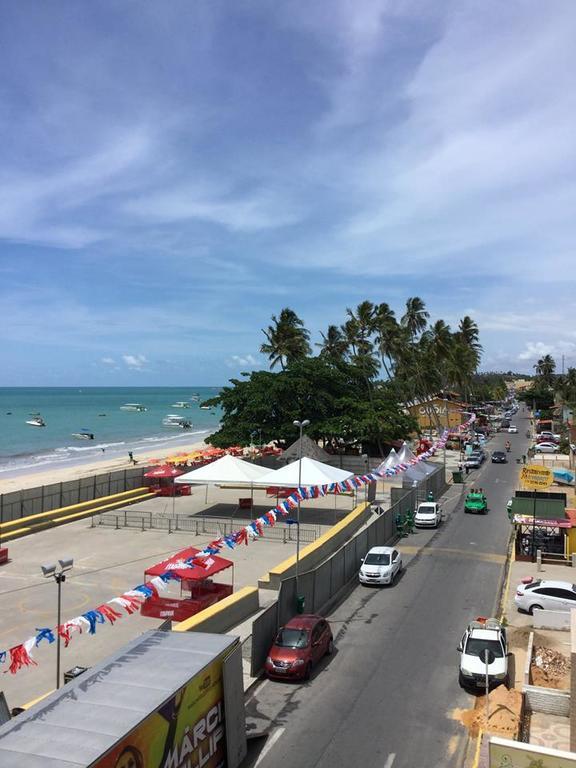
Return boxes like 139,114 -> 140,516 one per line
244,416 -> 530,768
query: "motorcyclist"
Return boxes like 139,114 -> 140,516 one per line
505,440 -> 511,452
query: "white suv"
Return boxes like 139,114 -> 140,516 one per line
514,579 -> 576,614
414,502 -> 442,528
458,618 -> 508,689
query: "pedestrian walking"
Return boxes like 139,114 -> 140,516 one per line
128,451 -> 136,465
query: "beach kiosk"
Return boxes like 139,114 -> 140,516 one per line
140,546 -> 234,622
143,464 -> 191,496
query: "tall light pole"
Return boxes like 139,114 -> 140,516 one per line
293,418 -> 310,611
41,558 -> 74,689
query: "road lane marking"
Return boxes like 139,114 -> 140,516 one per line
383,754 -> 396,768
399,546 -> 506,564
254,727 -> 285,767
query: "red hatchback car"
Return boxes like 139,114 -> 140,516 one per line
265,614 -> 333,680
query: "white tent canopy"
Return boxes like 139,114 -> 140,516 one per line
256,457 -> 353,488
374,448 -> 399,474
175,454 -> 271,486
396,442 -> 417,464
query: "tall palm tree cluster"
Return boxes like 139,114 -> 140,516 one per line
533,354 -> 556,387
260,298 -> 483,409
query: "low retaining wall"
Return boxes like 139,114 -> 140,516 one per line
172,586 -> 259,634
523,684 -> 570,716
533,608 -> 571,631
258,502 -> 372,590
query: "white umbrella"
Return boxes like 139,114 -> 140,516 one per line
256,457 -> 353,488
175,454 -> 270,485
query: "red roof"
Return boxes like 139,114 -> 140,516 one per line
145,546 -> 233,581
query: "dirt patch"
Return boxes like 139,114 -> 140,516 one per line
454,685 -> 523,738
530,646 -> 571,690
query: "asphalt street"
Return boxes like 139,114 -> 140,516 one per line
244,413 -> 531,768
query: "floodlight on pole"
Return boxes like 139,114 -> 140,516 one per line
293,419 -> 310,612
41,557 -> 74,689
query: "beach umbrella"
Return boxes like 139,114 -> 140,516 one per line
144,465 -> 186,478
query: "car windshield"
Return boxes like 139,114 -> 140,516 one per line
365,553 -> 390,565
417,506 -> 435,514
465,638 -> 503,658
275,628 -> 309,648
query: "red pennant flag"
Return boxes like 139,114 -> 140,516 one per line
9,644 -> 37,674
97,604 -> 123,625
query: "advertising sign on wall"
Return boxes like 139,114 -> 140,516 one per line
94,657 -> 225,768
490,735 -> 576,767
520,464 -> 553,490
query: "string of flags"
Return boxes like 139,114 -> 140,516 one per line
1,415 -> 475,675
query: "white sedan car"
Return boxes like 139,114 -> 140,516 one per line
359,546 -> 402,586
534,442 -> 559,454
508,425 -> 518,434
514,579 -> 576,614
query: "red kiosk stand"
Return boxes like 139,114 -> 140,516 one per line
140,546 -> 234,622
143,465 -> 192,497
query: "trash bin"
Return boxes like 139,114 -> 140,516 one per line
452,470 -> 463,484
64,666 -> 89,684
296,595 -> 305,614
522,454 -> 526,464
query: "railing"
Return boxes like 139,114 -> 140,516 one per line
94,511 -> 320,544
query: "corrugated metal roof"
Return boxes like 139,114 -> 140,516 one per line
0,631 -> 236,768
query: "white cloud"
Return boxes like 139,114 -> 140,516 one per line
227,354 -> 260,368
517,341 -> 576,363
122,354 -> 148,369
101,357 -> 115,365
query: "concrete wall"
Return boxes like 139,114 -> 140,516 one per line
533,608 -> 572,631
524,631 -> 534,685
523,684 -> 570,716
571,610 -> 576,751
258,502 -> 372,590
172,586 -> 259,634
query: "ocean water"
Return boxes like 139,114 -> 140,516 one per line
0,387 -> 222,477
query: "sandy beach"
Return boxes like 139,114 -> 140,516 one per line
0,438 -> 210,494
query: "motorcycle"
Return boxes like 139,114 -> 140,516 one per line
505,442 -> 511,452
526,430 -> 530,438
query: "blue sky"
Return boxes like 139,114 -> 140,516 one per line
1,0 -> 575,386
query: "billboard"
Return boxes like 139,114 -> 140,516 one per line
520,464 -> 553,490
490,735 -> 576,766
94,657 -> 226,768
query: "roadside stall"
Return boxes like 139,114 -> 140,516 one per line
143,465 -> 191,496
513,514 -> 570,561
140,546 -> 234,621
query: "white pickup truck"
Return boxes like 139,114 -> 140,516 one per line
414,501 -> 442,528
458,618 -> 509,689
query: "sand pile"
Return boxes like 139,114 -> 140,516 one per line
531,646 -> 571,689
456,686 -> 522,738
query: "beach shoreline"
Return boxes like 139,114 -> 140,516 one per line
0,438 -> 210,494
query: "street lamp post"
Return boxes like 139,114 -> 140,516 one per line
293,419 -> 310,610
41,558 -> 74,689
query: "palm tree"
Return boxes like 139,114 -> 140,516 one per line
401,296 -> 429,340
260,308 -> 311,370
534,354 -> 556,387
316,325 -> 348,361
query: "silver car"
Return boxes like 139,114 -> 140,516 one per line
534,442 -> 559,454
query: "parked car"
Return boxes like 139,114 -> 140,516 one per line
465,451 -> 485,468
414,501 -> 442,528
514,579 -> 576,614
508,425 -> 518,434
538,431 -> 560,443
265,615 -> 333,680
458,617 -> 508,689
491,450 -> 507,464
359,546 -> 402,585
534,442 -> 559,454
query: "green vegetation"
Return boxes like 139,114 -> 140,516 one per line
205,297 -> 484,452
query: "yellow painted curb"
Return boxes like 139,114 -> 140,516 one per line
172,586 -> 258,632
471,728 -> 484,768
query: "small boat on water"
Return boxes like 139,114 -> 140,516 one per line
171,401 -> 191,409
162,414 -> 193,429
72,428 -> 95,440
26,414 -> 46,427
190,395 -> 200,401
120,403 -> 147,412
199,405 -> 210,410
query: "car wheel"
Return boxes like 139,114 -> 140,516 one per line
303,662 -> 312,681
529,604 -> 543,615
326,638 -> 334,656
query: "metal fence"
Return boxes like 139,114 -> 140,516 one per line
0,467 -> 147,523
95,511 -> 321,544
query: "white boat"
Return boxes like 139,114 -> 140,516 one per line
26,415 -> 46,427
72,429 -> 95,440
171,401 -> 191,408
162,414 -> 193,429
120,403 -> 147,412
199,405 -> 210,410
